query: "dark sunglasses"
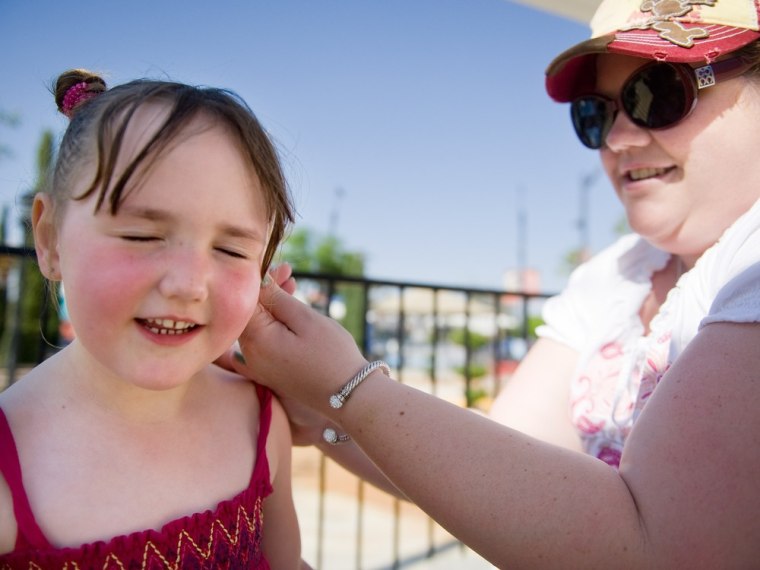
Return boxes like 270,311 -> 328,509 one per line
570,57 -> 750,149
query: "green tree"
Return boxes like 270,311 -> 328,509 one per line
0,207 -> 10,345
280,228 -> 364,276
0,109 -> 20,162
4,130 -> 59,370
278,227 -> 366,343
446,328 -> 489,407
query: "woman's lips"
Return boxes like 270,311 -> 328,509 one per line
624,166 -> 676,183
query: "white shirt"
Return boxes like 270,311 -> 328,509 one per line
537,199 -> 760,466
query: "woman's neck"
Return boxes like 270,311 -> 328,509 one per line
639,255 -> 685,334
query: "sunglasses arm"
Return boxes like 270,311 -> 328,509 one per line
695,57 -> 751,89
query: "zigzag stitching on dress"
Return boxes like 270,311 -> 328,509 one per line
139,502 -> 260,569
2,498 -> 264,570
103,553 -> 126,570
174,503 -> 259,562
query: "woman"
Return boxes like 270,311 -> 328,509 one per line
229,0 -> 760,566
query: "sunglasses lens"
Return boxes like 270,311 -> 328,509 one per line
570,63 -> 697,149
622,63 -> 693,130
571,96 -> 614,149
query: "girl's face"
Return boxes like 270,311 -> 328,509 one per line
38,107 -> 270,392
597,54 -> 760,262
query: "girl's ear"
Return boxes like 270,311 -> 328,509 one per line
32,193 -> 61,281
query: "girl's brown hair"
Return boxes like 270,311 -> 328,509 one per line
52,68 -> 294,274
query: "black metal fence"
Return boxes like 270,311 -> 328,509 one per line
0,246 -> 554,569
262,272 -> 553,568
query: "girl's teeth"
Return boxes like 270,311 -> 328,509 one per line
143,318 -> 196,334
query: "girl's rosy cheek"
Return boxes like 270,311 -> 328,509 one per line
219,270 -> 261,318
60,248 -> 145,336
89,248 -> 148,288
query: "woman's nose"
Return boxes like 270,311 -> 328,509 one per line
603,109 -> 651,152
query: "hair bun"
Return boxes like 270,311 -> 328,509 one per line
55,68 -> 107,118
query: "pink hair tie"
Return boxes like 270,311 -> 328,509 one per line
61,81 -> 100,118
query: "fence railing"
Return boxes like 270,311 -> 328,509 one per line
274,272 -> 553,568
0,247 -> 554,569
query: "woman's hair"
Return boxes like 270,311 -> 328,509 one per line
736,39 -> 760,78
51,69 -> 295,274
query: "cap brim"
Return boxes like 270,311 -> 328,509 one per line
546,26 -> 760,102
545,36 -> 613,102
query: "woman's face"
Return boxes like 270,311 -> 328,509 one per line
597,54 -> 760,262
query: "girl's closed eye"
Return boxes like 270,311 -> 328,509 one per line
216,246 -> 247,259
121,234 -> 161,242
214,243 -> 259,260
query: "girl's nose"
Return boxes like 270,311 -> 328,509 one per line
158,247 -> 210,302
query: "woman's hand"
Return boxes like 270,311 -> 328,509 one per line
266,262 -> 297,295
216,263 -> 295,371
220,271 -> 368,416
248,278 -> 367,406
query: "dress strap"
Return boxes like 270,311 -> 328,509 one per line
250,384 -> 273,488
0,408 -> 50,550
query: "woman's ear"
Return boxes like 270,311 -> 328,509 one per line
32,193 -> 61,281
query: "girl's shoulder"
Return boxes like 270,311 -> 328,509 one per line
203,367 -> 290,486
263,392 -> 291,480
203,364 -> 263,414
0,410 -> 18,555
0,368 -> 62,553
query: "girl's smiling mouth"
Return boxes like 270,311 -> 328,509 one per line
138,318 -> 199,335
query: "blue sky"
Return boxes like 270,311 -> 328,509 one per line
0,0 -> 624,293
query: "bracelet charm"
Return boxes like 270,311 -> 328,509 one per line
322,427 -> 351,445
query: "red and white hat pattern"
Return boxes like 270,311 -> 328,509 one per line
546,0 -> 760,101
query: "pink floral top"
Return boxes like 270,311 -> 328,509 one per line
539,199 -> 760,468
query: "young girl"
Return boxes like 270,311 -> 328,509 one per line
0,69 -> 305,568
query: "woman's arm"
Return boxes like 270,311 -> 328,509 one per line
488,337 -> 582,452
316,436 -> 407,499
617,321 -> 760,566
240,282 -> 760,567
319,337 -> 581,498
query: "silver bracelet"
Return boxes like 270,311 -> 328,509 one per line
328,360 -> 391,409
322,360 -> 391,445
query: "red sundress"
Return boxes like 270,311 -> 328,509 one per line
0,384 -> 273,569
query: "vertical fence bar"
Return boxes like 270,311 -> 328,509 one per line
392,285 -> 406,568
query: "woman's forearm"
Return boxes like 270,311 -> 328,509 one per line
317,436 -> 408,499
328,372 -> 644,568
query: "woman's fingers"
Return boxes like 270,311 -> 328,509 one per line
269,262 -> 296,294
256,277 -> 312,335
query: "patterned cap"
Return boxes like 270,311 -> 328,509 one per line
546,0 -> 760,102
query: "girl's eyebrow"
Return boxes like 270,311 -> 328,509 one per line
118,206 -> 170,222
118,206 -> 266,242
220,223 -> 266,243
